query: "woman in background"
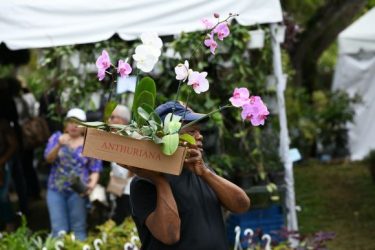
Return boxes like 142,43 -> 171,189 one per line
0,118 -> 17,232
44,108 -> 102,240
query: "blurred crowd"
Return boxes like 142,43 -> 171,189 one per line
0,77 -> 132,239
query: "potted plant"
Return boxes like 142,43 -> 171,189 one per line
76,13 -> 270,175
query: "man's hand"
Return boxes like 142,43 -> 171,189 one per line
184,144 -> 209,176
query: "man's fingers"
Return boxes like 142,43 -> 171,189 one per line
185,155 -> 202,164
187,148 -> 202,157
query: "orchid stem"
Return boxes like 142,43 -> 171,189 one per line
182,90 -> 191,122
171,80 -> 183,121
181,104 -> 233,129
107,73 -> 116,104
131,69 -> 140,124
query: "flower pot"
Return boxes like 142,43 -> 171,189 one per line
82,128 -> 187,175
248,29 -> 265,49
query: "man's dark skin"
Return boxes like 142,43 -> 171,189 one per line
122,124 -> 250,245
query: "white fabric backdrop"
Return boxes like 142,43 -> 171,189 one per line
333,8 -> 375,160
0,0 -> 282,50
338,8 -> 375,54
333,52 -> 375,160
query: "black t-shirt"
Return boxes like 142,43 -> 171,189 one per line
130,168 -> 229,250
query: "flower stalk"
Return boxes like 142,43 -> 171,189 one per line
181,104 -> 232,130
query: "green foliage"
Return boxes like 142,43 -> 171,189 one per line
0,218 -> 140,250
282,0 -> 326,24
295,162 -> 375,249
179,133 -> 196,145
0,216 -> 34,250
132,77 -> 156,125
285,86 -> 360,158
155,23 -> 277,178
103,100 -> 118,122
364,149 -> 375,165
161,134 -> 180,156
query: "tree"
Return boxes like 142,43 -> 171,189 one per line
283,0 -> 368,94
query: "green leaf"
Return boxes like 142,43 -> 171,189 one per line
152,135 -> 163,144
137,103 -> 154,127
104,101 -> 117,122
270,195 -> 280,201
149,120 -> 161,131
137,106 -> 151,121
179,133 -> 196,145
163,113 -> 182,134
168,121 -> 181,134
161,134 -> 179,155
133,91 -> 155,125
141,126 -> 153,136
132,77 -> 156,115
150,112 -> 162,125
134,77 -> 157,101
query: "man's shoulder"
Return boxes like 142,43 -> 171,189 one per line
130,176 -> 154,190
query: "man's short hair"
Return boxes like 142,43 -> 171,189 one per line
114,104 -> 131,122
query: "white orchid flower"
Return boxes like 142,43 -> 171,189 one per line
140,32 -> 163,50
174,60 -> 191,82
132,45 -> 159,73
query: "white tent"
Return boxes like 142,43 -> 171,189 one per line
0,0 -> 298,237
1,0 -> 282,50
332,8 -> 375,160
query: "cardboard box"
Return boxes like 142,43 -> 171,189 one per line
82,128 -> 187,175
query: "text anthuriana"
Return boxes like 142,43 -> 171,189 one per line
77,12 -> 269,157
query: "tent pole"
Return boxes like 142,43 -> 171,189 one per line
269,23 -> 299,244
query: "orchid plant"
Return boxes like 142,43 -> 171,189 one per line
76,13 -> 269,156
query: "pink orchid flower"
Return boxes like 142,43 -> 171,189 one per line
229,87 -> 250,107
96,50 -> 111,70
214,22 -> 230,41
97,68 -> 106,81
241,96 -> 269,126
201,18 -> 214,29
204,32 -> 218,54
117,59 -> 132,78
187,71 -> 209,94
175,60 -> 191,82
96,50 -> 111,81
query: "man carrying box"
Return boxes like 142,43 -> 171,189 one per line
125,101 -> 250,250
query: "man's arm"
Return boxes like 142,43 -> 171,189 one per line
184,147 -> 250,213
127,167 -> 181,245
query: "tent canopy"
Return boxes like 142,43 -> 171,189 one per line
338,8 -> 375,54
333,8 -> 375,160
0,0 -> 282,50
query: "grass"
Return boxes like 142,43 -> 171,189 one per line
295,161 -> 375,250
